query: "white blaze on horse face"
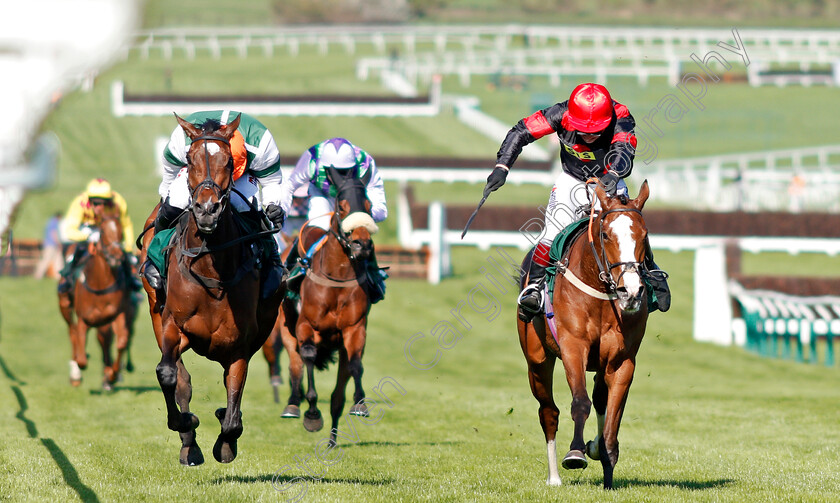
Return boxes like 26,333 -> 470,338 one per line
201,142 -> 221,156
609,215 -> 643,295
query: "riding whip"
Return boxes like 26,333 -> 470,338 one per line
461,193 -> 488,239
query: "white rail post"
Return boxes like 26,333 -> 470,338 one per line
427,201 -> 445,284
693,242 -> 734,345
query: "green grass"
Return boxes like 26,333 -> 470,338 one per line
2,248 -> 840,501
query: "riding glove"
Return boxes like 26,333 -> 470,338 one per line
484,166 -> 509,196
600,171 -> 619,196
266,204 -> 286,228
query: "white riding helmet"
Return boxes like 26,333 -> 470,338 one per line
320,138 -> 357,169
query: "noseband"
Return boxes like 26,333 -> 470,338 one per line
588,206 -> 646,293
188,134 -> 234,210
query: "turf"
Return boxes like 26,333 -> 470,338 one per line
1,248 -> 840,502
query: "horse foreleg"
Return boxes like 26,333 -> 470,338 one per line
69,319 -> 89,386
586,373 -> 607,461
297,320 -> 323,432
156,322 -> 197,435
599,359 -> 636,490
328,349 -> 352,446
559,341 -> 591,471
213,358 -> 248,464
97,325 -> 115,390
527,358 -> 561,486
173,358 -> 203,466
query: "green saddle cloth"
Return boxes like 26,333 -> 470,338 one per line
145,210 -> 273,282
147,228 -> 177,279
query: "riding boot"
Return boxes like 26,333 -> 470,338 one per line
643,239 -> 670,313
261,242 -> 288,300
518,259 -> 547,322
141,198 -> 182,292
365,250 -> 388,304
57,245 -> 86,294
283,236 -> 307,296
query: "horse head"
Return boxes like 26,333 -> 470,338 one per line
94,214 -> 124,269
174,113 -> 241,234
327,167 -> 377,262
593,180 -> 650,313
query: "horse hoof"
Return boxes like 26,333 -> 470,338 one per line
212,437 -> 237,463
102,381 -> 113,392
281,404 -> 301,418
180,444 -> 205,466
562,450 -> 588,470
586,439 -> 600,460
69,378 -> 82,387
303,410 -> 323,432
349,403 -> 369,417
271,375 -> 283,386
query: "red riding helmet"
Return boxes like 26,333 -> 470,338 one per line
566,83 -> 614,133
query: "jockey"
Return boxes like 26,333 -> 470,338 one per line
58,178 -> 142,294
278,137 -> 388,303
142,110 -> 287,299
484,83 -> 670,319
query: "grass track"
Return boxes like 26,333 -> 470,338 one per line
2,248 -> 840,502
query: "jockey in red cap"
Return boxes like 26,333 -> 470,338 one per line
484,83 -> 669,320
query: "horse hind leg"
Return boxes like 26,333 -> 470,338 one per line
213,358 -> 248,463
528,359 -> 562,486
175,358 -> 203,466
345,325 -> 368,417
282,329 -> 304,419
328,351 -> 352,446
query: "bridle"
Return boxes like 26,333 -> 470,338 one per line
587,204 -> 646,294
187,134 -> 234,211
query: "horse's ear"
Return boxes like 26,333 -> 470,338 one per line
219,114 -> 241,141
634,180 -> 650,209
175,113 -> 202,140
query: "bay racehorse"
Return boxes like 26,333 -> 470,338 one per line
518,180 -> 651,489
139,114 -> 282,465
282,169 -> 378,443
59,214 -> 136,390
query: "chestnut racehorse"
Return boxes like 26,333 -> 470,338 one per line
281,169 -> 378,443
59,214 -> 136,390
139,114 -> 282,465
518,181 -> 651,489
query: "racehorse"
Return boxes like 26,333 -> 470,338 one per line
138,114 -> 282,465
518,181 -> 651,489
58,214 -> 136,390
282,169 -> 378,442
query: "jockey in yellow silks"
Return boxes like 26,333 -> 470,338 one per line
58,178 -> 141,293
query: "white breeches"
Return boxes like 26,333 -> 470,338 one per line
526,171 -> 628,247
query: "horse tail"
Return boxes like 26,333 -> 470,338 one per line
519,247 -> 535,292
314,346 -> 338,371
